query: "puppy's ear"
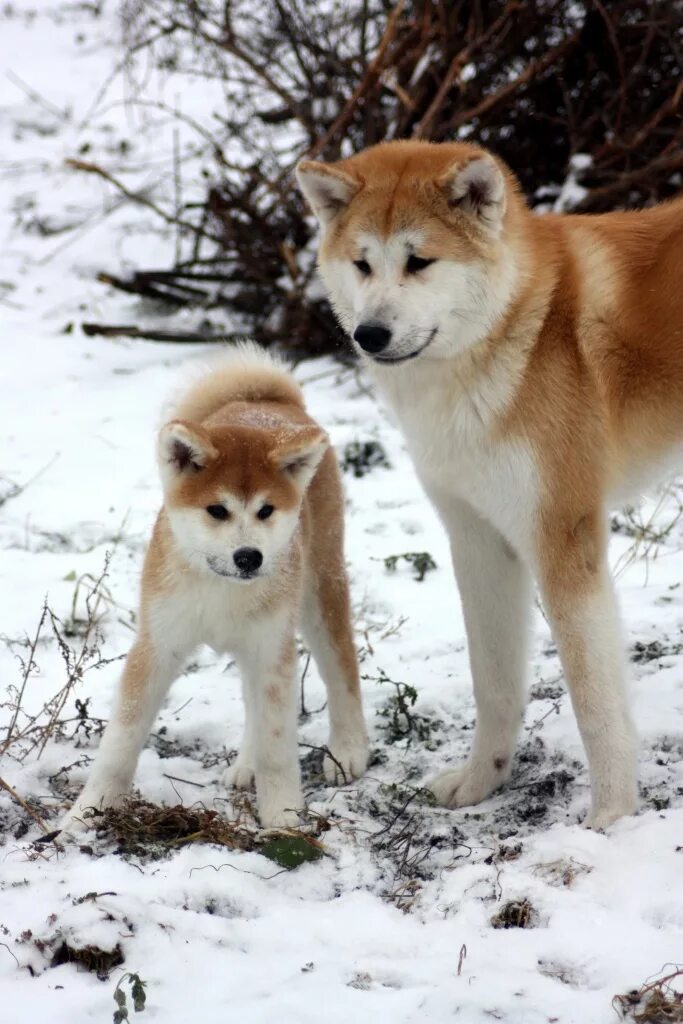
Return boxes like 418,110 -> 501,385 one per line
272,425 -> 329,488
296,161 -> 359,225
438,154 -> 506,233
158,421 -> 217,486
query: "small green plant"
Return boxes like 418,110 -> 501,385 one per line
384,552 -> 436,582
113,973 -> 147,1023
372,669 -> 439,746
341,440 -> 390,478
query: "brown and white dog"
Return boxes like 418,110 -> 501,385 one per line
297,139 -> 683,828
62,344 -> 368,832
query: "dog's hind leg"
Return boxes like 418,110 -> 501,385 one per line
301,559 -> 369,785
428,497 -> 532,809
537,509 -> 637,828
60,625 -> 194,835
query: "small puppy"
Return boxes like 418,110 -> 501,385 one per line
62,343 -> 368,831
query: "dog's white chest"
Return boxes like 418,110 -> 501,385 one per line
376,369 -> 539,553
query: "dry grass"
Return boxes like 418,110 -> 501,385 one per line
614,966 -> 683,1022
1,557 -> 115,765
490,898 -> 537,930
79,797 -> 328,869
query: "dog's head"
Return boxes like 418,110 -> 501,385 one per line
297,140 -> 523,365
157,417 -> 328,582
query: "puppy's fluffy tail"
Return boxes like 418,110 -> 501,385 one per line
168,341 -> 304,424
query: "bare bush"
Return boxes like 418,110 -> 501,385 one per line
72,0 -> 683,356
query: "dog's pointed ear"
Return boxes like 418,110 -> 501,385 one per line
272,425 -> 329,487
296,160 -> 359,225
158,421 -> 217,485
438,155 -> 506,233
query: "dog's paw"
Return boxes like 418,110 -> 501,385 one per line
323,733 -> 369,785
583,798 -> 637,831
428,759 -> 507,809
222,752 -> 256,791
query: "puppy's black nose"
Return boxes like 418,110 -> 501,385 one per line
233,547 -> 263,573
353,323 -> 392,354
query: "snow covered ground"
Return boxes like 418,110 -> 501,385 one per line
1,4 -> 682,1022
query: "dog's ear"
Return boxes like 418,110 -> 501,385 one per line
296,161 -> 359,225
158,421 -> 217,485
438,154 -> 506,233
272,425 -> 329,487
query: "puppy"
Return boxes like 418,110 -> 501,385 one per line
62,343 -> 368,831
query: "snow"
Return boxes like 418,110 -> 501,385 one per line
1,4 -> 683,1023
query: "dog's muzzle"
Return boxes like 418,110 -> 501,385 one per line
370,327 -> 438,365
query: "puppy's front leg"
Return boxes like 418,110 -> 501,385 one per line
537,510 -> 637,828
238,615 -> 303,829
429,497 -> 532,808
61,629 -> 191,834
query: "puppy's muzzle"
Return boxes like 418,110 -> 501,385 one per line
233,547 -> 263,576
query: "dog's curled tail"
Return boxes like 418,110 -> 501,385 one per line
168,341 -> 304,424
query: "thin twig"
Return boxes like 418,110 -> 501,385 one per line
0,776 -> 49,834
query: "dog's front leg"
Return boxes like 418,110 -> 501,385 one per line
60,630 -> 191,835
428,497 -> 532,808
238,616 -> 303,829
537,510 -> 638,828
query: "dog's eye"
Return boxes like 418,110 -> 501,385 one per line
206,504 -> 230,521
257,504 -> 274,520
406,255 -> 435,274
353,259 -> 371,277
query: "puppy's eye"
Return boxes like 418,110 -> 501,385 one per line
353,259 -> 371,276
257,504 -> 274,521
206,504 -> 230,521
406,255 -> 435,274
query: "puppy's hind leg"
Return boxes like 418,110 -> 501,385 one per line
222,673 -> 257,791
301,559 -> 369,785
238,613 -> 304,829
60,626 -> 193,835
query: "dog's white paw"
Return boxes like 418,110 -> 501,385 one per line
323,733 -> 369,785
428,758 -> 509,808
583,797 -> 637,831
222,752 -> 256,791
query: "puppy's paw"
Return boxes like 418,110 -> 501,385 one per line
257,787 -> 304,830
323,732 -> 369,785
428,758 -> 508,809
58,811 -> 92,843
222,752 -> 256,791
259,806 -> 301,830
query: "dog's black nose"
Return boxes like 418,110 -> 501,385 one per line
233,547 -> 263,573
353,323 -> 392,354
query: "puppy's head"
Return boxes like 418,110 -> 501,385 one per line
296,140 -> 522,365
158,418 -> 328,582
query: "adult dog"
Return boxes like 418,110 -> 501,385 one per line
297,139 -> 683,828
